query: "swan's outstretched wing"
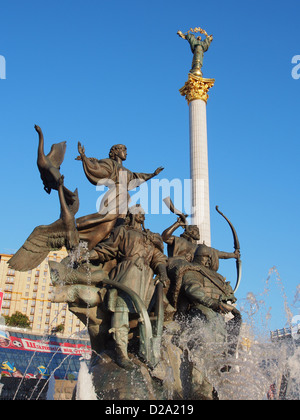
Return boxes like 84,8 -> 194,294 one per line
8,219 -> 78,272
47,141 -> 67,169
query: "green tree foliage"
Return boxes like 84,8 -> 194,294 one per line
4,311 -> 31,329
51,324 -> 64,334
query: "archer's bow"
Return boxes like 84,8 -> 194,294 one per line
215,206 -> 242,293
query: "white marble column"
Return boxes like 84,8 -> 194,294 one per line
179,74 -> 214,246
189,99 -> 211,246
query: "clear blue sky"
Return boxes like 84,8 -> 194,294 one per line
0,0 -> 299,331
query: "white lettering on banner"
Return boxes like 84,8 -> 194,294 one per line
21,338 -> 90,355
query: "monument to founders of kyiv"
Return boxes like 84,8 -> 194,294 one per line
7,28 -> 242,400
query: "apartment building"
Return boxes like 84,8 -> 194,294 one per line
0,249 -> 85,337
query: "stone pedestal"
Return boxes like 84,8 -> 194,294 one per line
180,74 -> 214,246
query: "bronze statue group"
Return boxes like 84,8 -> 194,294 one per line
8,127 -> 242,399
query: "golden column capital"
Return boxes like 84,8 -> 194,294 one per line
179,73 -> 215,104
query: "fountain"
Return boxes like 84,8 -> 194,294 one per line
75,360 -> 97,400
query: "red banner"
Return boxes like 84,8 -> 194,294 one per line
0,329 -> 91,357
0,291 -> 3,314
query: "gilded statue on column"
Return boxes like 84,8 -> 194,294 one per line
177,27 -> 213,77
